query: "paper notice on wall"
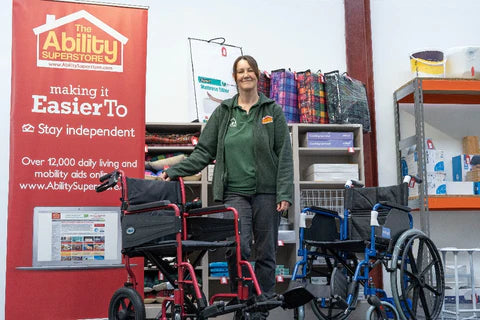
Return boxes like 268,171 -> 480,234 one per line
189,38 -> 243,122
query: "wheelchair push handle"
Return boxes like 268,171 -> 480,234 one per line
403,174 -> 422,185
95,170 -> 121,192
345,179 -> 364,188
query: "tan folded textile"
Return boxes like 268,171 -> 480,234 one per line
147,154 -> 186,171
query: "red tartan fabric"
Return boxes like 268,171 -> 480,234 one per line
258,71 -> 271,97
296,70 -> 328,124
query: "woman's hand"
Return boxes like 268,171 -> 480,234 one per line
159,171 -> 171,181
276,200 -> 290,212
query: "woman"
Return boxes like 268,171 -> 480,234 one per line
161,55 -> 293,302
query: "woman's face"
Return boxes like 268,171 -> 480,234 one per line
234,59 -> 258,92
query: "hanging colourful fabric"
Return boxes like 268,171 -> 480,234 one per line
296,70 -> 328,124
269,68 -> 299,123
258,70 -> 271,98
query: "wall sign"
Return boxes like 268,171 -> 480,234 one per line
189,37 -> 243,122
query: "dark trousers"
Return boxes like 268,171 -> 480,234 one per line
224,193 -> 280,296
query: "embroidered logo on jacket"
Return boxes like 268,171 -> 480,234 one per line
262,115 -> 273,124
229,117 -> 237,127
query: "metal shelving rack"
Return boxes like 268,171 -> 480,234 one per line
393,77 -> 480,235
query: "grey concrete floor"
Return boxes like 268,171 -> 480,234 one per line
146,300 -> 370,319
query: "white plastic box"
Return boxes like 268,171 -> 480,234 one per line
304,164 -> 359,182
446,181 -> 474,195
445,46 -> 480,79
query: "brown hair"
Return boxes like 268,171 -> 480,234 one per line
232,55 -> 260,82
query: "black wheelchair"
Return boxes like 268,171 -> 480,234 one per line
96,170 -> 313,320
291,176 -> 445,320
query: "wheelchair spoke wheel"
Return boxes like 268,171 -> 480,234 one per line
392,234 -> 444,320
108,287 -> 146,320
310,264 -> 359,320
367,301 -> 400,320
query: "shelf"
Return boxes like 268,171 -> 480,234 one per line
298,147 -> 360,156
296,123 -> 362,134
299,181 -> 361,189
428,195 -> 480,210
146,122 -> 202,133
409,195 -> 480,210
209,275 -> 292,281
147,146 -> 195,153
396,78 -> 480,104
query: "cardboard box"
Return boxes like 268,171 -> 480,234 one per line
474,182 -> 480,194
302,131 -> 354,148
466,169 -> 480,182
304,139 -> 354,148
446,181 -> 474,195
405,150 -> 445,174
463,136 -> 480,154
452,154 -> 475,181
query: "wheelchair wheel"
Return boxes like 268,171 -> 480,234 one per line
366,301 -> 400,320
391,232 -> 444,320
311,265 -> 359,320
108,286 -> 146,320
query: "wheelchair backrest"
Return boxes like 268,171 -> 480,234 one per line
344,183 -> 409,242
125,177 -> 183,208
304,212 -> 340,242
120,177 -> 183,249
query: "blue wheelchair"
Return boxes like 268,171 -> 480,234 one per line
291,176 -> 445,320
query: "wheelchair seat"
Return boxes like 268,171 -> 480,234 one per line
303,211 -> 367,252
120,177 -> 237,258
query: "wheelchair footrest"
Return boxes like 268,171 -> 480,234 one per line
200,301 -> 245,318
332,295 -> 349,310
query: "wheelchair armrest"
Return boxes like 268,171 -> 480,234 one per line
126,200 -> 171,212
308,206 -> 340,216
378,201 -> 411,212
188,204 -> 229,215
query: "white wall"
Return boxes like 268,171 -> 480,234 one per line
145,0 -> 347,122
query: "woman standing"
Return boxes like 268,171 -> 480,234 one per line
161,55 -> 293,310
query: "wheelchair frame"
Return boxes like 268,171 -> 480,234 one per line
96,170 -> 313,320
291,176 -> 445,320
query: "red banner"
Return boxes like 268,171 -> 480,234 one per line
8,0 -> 147,318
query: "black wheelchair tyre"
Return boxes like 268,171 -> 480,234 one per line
310,264 -> 360,320
391,233 -> 444,320
108,287 -> 146,320
366,301 -> 400,320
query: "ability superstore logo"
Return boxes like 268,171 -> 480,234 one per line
33,10 -> 128,72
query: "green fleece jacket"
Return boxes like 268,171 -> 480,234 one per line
165,93 -> 293,204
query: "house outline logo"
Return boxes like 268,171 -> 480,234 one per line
33,10 -> 128,72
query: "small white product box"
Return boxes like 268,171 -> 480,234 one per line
405,150 -> 445,175
207,164 -> 215,182
452,154 -> 475,181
